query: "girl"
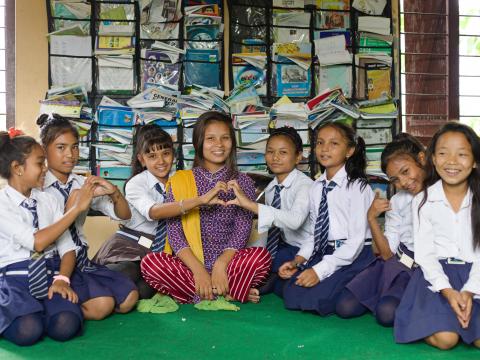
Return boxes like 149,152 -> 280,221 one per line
37,114 -> 138,320
395,122 -> 480,349
336,133 -> 425,327
0,131 -> 94,345
93,124 -> 228,299
227,127 -> 313,297
282,122 -> 375,316
141,111 -> 272,304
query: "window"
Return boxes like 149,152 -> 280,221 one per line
0,0 -> 13,131
459,0 -> 480,132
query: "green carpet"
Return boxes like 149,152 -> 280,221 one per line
0,295 -> 477,359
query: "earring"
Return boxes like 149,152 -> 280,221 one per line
18,173 -> 22,176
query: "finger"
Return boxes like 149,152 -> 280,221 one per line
48,286 -> 54,300
225,199 -> 239,206
374,192 -> 380,199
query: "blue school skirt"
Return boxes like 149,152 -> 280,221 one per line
271,243 -> 300,297
0,257 -> 83,334
283,243 -> 375,316
70,262 -> 137,307
346,244 -> 416,313
394,260 -> 480,344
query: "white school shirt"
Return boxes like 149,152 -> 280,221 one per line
412,180 -> 480,296
252,169 -> 314,259
309,166 -> 374,281
0,185 -> 77,268
43,170 -> 121,247
121,170 -> 167,235
384,191 -> 414,253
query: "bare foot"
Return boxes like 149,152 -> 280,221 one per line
248,288 -> 260,303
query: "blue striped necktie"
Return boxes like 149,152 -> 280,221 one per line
52,180 -> 96,272
152,183 -> 167,253
310,180 -> 336,262
266,184 -> 284,259
21,198 -> 49,299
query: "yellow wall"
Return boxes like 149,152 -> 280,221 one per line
15,1 -> 118,255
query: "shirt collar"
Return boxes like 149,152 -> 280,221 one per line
4,184 -> 36,207
428,179 -> 472,209
318,165 -> 347,188
265,169 -> 298,192
146,170 -> 165,191
44,170 -> 78,188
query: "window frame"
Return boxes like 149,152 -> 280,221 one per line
5,0 -> 14,128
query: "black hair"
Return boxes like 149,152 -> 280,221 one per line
36,113 -> 79,147
267,126 -> 303,154
130,124 -> 174,178
419,122 -> 480,249
192,111 -> 237,173
380,133 -> 425,174
315,122 -> 368,189
0,132 -> 39,179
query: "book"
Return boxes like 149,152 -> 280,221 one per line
366,64 -> 391,100
316,65 -> 352,98
142,49 -> 180,90
276,58 -> 311,97
185,49 -> 220,88
316,0 -> 350,10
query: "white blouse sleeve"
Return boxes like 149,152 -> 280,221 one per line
125,178 -> 158,222
258,182 -> 312,233
384,195 -> 403,253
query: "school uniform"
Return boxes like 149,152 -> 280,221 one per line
94,170 -> 164,265
346,191 -> 417,313
252,169 -> 314,271
43,171 -> 137,307
282,166 -> 375,315
395,180 -> 480,344
141,166 -> 272,304
0,186 -> 82,334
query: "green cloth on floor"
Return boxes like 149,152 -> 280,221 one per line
136,293 -> 179,314
0,295 -> 477,359
194,296 -> 240,311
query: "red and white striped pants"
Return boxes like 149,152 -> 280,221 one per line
140,247 -> 272,303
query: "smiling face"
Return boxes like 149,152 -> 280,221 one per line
432,131 -> 476,188
45,131 -> 79,183
265,135 -> 302,183
20,144 -> 47,189
138,145 -> 174,183
315,125 -> 354,178
385,154 -> 425,195
201,121 -> 233,172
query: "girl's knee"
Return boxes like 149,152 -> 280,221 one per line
82,296 -> 115,320
425,332 -> 459,350
116,290 -> 139,314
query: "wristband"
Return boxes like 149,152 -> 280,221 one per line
53,275 -> 70,285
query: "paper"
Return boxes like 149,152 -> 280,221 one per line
50,35 -> 92,57
314,35 -> 352,65
98,56 -> 134,91
353,0 -> 387,15
50,57 -> 92,91
358,16 -> 391,35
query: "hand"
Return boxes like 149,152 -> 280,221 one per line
295,268 -> 320,288
200,181 -> 227,206
442,288 -> 470,328
278,261 -> 298,280
48,280 -> 78,303
460,291 -> 473,328
85,176 -> 116,197
211,259 -> 230,296
367,193 -> 391,221
193,269 -> 214,300
70,182 -> 95,212
225,180 -> 253,209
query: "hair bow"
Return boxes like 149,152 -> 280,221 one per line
8,127 -> 24,139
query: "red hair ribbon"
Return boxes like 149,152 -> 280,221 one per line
8,127 -> 24,139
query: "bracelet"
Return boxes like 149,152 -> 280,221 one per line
53,275 -> 70,285
179,199 -> 187,215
